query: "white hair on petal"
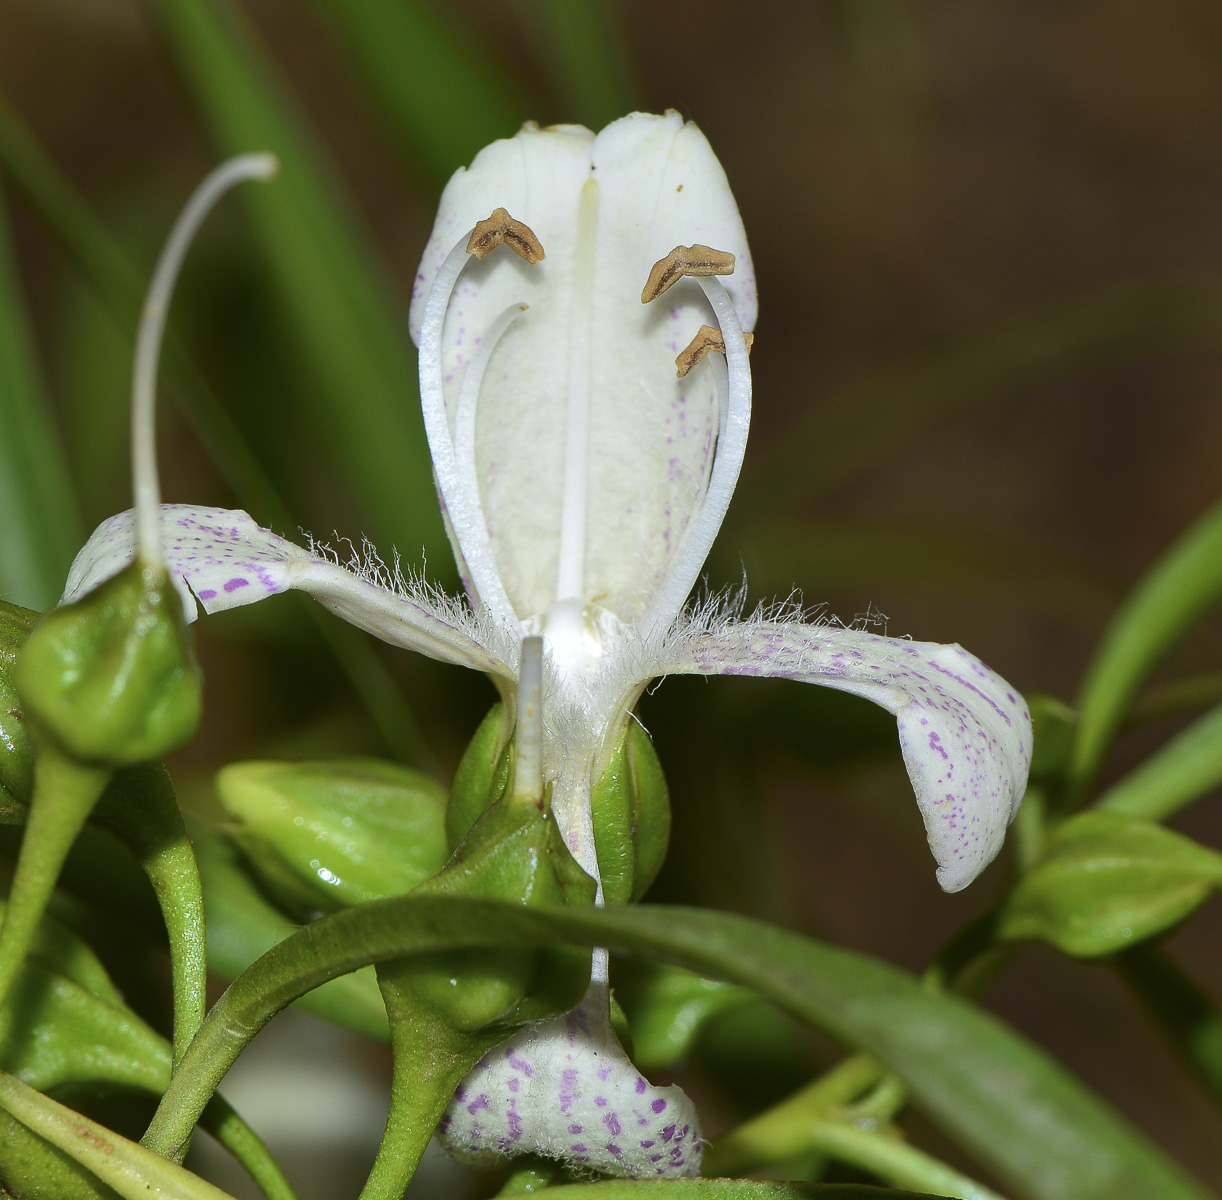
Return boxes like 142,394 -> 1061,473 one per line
304,529 -> 520,670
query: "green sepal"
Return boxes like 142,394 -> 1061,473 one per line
0,601 -> 38,813
404,794 -> 595,1031
446,703 -> 512,851
1025,693 -> 1076,787
998,811 -> 1222,957
590,720 -> 671,904
217,757 -> 449,916
14,563 -> 201,768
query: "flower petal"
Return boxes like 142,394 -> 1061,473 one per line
657,620 -> 1032,892
62,505 -> 511,675
410,111 -> 755,623
439,1001 -> 701,1178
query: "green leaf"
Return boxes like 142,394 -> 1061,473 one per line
1096,701 -> 1222,822
305,0 -> 529,191
1070,496 -> 1222,800
0,1072 -> 236,1200
140,0 -> 446,561
743,273 -> 1222,516
217,758 -> 448,914
0,186 -> 80,611
615,961 -> 753,1073
998,812 -> 1222,957
1115,944 -> 1222,1110
147,901 -> 1213,1199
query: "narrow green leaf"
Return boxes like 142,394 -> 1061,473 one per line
521,0 -> 644,129
1115,944 -> 1222,1110
148,901 -> 1213,1200
998,812 -> 1222,958
0,186 -> 80,610
305,0 -> 529,191
141,0 -> 446,560
1097,702 -> 1222,821
745,274 -> 1222,515
1070,496 -> 1222,799
0,1072 -> 236,1200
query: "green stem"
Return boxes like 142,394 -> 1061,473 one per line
95,765 -> 206,1066
201,1095 -> 299,1200
357,960 -> 500,1200
0,747 -> 108,1012
808,1122 -> 1005,1200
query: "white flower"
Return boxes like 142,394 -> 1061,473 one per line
64,112 -> 1032,1179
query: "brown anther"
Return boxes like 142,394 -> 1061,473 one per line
675,325 -> 754,377
641,244 -> 736,304
466,208 -> 545,263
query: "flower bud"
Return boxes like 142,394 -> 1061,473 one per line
445,703 -> 512,850
14,563 -> 201,767
405,793 -> 596,1031
216,758 -> 449,915
0,602 -> 38,811
590,721 -> 671,904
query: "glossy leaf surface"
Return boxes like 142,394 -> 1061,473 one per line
999,812 -> 1222,957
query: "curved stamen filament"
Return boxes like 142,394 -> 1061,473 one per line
418,238 -> 520,630
132,153 -> 278,570
453,302 -> 529,603
640,276 -> 752,640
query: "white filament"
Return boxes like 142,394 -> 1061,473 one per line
512,636 -> 544,803
453,302 -> 528,619
639,277 -> 752,640
554,179 -> 600,603
418,238 -> 519,630
132,153 -> 278,569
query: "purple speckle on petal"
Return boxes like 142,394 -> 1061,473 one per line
223,577 -> 249,593
603,1113 -> 622,1135
198,589 -> 217,600
651,1099 -> 667,1114
635,1077 -> 648,1094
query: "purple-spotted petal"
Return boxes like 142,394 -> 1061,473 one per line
62,505 -> 512,676
657,620 -> 1032,892
439,1000 -> 701,1178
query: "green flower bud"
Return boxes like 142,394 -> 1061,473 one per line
405,792 -> 596,1032
590,720 -> 671,904
0,602 -> 38,813
446,703 -> 512,850
216,758 -> 449,915
14,564 -> 201,767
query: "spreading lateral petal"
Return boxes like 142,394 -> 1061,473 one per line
655,619 -> 1032,892
62,505 -> 512,676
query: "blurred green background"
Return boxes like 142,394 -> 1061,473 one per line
3,0 -> 1222,1194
